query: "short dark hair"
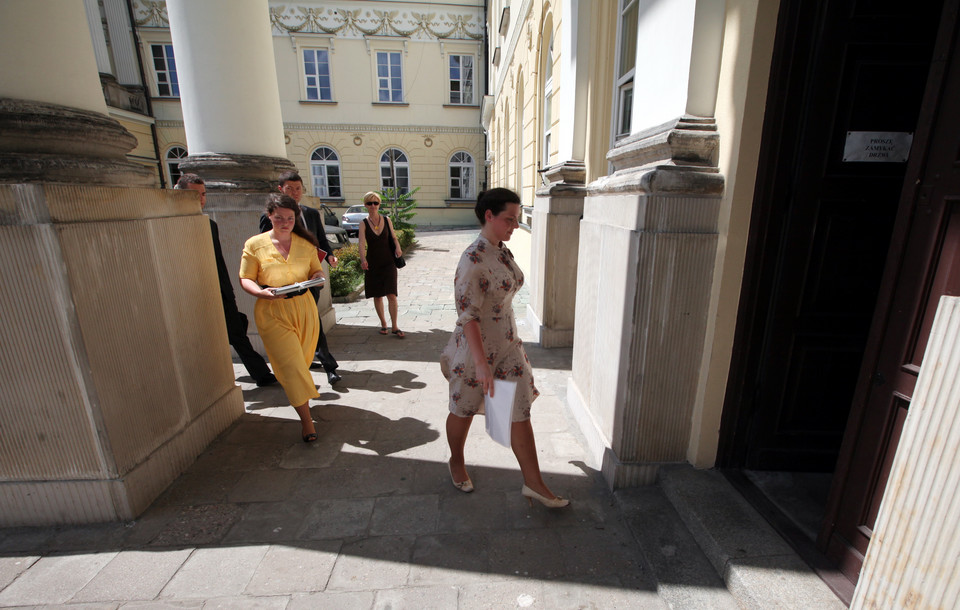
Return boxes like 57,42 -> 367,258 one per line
475,188 -> 520,225
174,173 -> 203,189
278,171 -> 303,187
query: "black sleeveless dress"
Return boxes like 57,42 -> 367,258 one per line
363,217 -> 398,298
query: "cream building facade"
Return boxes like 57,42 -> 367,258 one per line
488,0 -> 960,601
133,0 -> 486,226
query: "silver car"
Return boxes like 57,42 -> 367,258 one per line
341,204 -> 368,237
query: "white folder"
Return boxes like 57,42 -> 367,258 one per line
484,379 -> 517,448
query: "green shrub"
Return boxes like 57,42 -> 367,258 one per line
330,243 -> 363,297
379,186 -> 419,231
396,227 -> 416,250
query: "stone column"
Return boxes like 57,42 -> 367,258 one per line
164,0 -> 335,337
0,0 -> 243,525
0,0 -> 153,186
567,0 -> 727,488
526,0 -> 592,347
166,0 -> 294,190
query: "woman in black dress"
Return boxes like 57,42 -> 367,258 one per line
358,191 -> 404,337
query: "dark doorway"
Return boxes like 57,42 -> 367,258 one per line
719,0 -> 950,595
821,3 -> 960,583
720,0 -> 942,472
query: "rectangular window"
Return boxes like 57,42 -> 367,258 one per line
151,44 -> 179,97
449,55 -> 475,105
376,51 -> 403,102
303,48 -> 332,101
616,82 -> 633,138
614,0 -> 638,141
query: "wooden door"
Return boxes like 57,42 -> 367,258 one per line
821,4 -> 960,582
719,0 -> 942,470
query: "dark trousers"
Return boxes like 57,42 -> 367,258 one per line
223,297 -> 272,382
310,286 -> 339,372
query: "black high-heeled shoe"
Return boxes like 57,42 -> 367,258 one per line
302,432 -> 318,443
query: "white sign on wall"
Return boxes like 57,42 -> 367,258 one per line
843,131 -> 913,163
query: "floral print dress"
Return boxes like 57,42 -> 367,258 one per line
440,235 -> 539,421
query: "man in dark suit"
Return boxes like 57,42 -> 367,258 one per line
177,173 -> 277,387
259,171 -> 341,385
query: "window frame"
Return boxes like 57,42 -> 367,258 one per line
302,47 -> 334,102
150,42 -> 179,98
379,148 -> 411,194
541,32 -> 554,169
165,145 -> 187,187
309,146 -> 343,199
375,50 -> 404,104
448,151 -> 476,200
293,35 -> 337,104
448,54 -> 476,105
613,0 -> 639,142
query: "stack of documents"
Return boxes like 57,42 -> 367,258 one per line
272,277 -> 325,296
484,379 -> 517,448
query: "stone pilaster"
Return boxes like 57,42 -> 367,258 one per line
0,184 -> 244,525
527,160 -> 586,348
567,116 -> 724,488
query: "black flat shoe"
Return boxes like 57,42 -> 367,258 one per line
327,371 -> 342,385
255,374 -> 277,387
302,432 -> 318,443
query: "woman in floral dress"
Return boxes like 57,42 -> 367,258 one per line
440,188 -> 568,508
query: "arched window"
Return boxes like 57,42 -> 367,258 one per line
541,32 -> 554,168
379,149 -> 410,194
449,152 -> 475,200
517,75 -> 524,198
166,146 -> 187,186
310,146 -> 342,197
502,106 -> 510,187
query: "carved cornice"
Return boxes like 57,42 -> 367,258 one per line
133,1 -> 482,41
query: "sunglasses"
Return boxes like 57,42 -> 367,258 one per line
364,201 -> 380,206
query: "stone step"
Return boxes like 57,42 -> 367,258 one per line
655,464 -> 846,609
617,483 -> 741,609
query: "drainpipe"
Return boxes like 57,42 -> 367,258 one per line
481,0 -> 489,193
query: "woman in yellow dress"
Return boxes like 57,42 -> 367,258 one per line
240,194 -> 326,442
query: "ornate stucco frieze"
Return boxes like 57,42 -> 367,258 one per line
132,0 -> 169,27
132,0 -> 482,41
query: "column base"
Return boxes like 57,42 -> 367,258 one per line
0,97 -> 156,186
179,153 -> 297,191
0,387 -> 243,526
526,303 -> 574,348
528,160 -> 585,349
566,377 -> 662,489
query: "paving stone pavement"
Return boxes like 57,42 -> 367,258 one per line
0,229 -> 744,609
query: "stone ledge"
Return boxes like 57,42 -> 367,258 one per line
333,283 -> 364,303
657,464 -> 845,609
